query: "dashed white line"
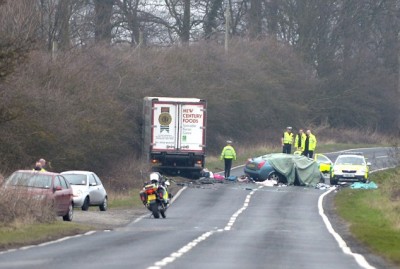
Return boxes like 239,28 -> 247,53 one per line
146,186 -> 261,269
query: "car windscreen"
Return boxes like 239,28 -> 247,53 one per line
6,172 -> 52,189
336,157 -> 365,165
62,174 -> 87,185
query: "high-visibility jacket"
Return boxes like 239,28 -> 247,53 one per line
308,134 -> 317,151
32,168 -> 46,172
282,132 -> 293,144
220,145 -> 236,160
294,133 -> 306,150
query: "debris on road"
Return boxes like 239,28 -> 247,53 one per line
350,181 -> 378,189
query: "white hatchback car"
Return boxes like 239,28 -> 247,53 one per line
61,171 -> 108,211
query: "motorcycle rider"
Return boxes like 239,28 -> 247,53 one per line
145,172 -> 170,206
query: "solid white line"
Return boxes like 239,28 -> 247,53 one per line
375,156 -> 388,159
318,188 -> 376,269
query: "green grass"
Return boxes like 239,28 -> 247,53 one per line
108,188 -> 143,209
0,221 -> 94,250
335,167 -> 400,265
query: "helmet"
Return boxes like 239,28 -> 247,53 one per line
150,172 -> 161,183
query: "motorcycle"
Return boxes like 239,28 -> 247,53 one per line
139,177 -> 171,219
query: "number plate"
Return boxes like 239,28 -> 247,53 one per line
247,163 -> 256,169
148,194 -> 156,201
343,173 -> 355,177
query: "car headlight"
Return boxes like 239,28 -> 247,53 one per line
356,168 -> 367,175
74,189 -> 83,196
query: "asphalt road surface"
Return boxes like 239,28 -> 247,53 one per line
0,147 -> 397,269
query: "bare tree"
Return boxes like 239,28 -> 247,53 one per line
94,0 -> 114,44
248,0 -> 262,39
203,0 -> 224,39
56,0 -> 72,50
0,0 -> 40,79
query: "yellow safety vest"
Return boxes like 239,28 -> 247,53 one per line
309,134 -> 317,151
220,145 -> 236,160
295,133 -> 306,149
283,132 -> 293,144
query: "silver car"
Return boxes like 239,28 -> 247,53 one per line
61,171 -> 108,211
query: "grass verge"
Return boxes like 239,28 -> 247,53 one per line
108,188 -> 143,209
335,167 -> 400,265
0,221 -> 94,251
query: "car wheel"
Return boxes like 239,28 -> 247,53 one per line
330,177 -> 338,185
99,197 -> 108,211
268,172 -> 282,183
81,196 -> 90,211
63,202 -> 73,221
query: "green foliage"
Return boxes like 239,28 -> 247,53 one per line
335,167 -> 400,265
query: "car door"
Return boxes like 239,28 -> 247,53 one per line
93,173 -> 106,199
59,175 -> 72,206
52,176 -> 65,215
88,173 -> 102,204
315,154 -> 333,173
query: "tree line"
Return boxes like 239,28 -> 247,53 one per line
0,0 -> 399,178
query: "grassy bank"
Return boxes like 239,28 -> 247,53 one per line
0,188 -> 145,250
0,222 -> 93,250
335,167 -> 400,265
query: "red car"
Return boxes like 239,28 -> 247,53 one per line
4,170 -> 74,221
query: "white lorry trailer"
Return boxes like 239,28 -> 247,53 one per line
142,97 -> 207,178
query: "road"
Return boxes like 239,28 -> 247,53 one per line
0,147 -> 397,269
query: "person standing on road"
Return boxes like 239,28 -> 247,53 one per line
281,127 -> 294,154
220,140 -> 237,178
294,129 -> 306,153
302,129 -> 317,158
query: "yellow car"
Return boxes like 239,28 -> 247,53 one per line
293,151 -> 332,174
314,154 -> 333,174
330,153 -> 371,185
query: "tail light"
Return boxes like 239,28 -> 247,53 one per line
145,189 -> 154,195
257,161 -> 266,169
151,159 -> 158,164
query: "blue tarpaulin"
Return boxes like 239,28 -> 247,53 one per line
350,181 -> 378,189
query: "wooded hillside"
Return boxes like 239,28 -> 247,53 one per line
0,1 -> 399,176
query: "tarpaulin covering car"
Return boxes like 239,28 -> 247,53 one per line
244,153 -> 323,186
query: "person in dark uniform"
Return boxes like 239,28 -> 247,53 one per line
220,140 -> 237,178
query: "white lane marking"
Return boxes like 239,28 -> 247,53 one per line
146,186 -> 261,269
375,156 -> 388,159
319,188 -> 376,269
0,231 -> 98,255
